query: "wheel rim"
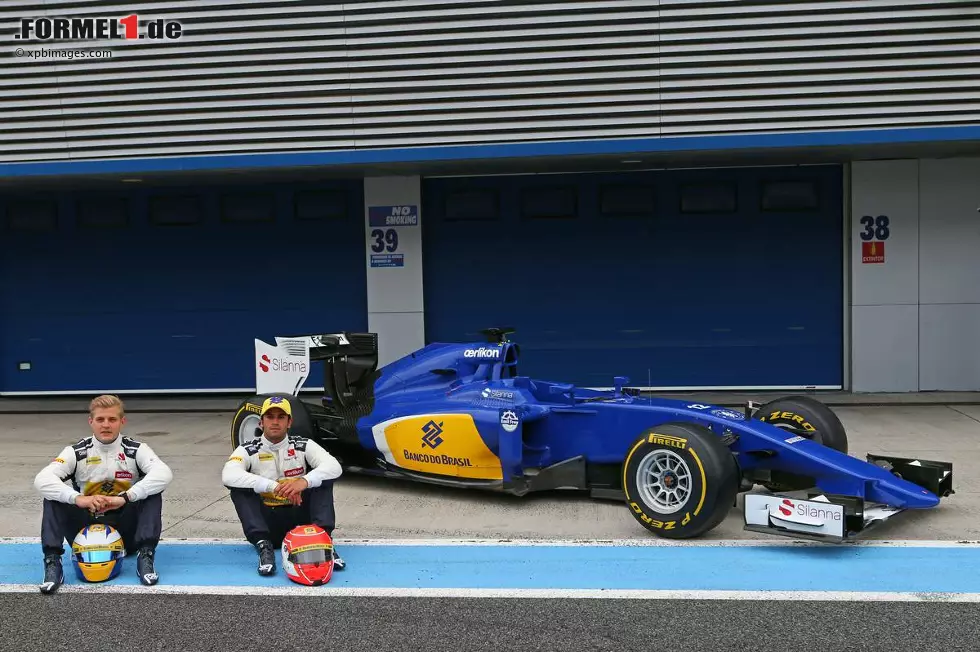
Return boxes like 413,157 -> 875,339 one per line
635,449 -> 693,514
238,414 -> 261,446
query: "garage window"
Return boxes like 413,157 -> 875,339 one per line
520,185 -> 577,219
3,199 -> 58,231
149,195 -> 202,226
76,197 -> 129,229
221,193 -> 275,223
294,189 -> 348,221
444,189 -> 498,221
761,180 -> 818,211
680,182 -> 737,213
600,184 -> 656,218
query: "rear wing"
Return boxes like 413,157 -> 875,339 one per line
254,332 -> 379,405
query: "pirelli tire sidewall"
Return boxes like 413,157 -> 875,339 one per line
230,394 -> 314,449
622,422 -> 739,539
754,395 -> 848,454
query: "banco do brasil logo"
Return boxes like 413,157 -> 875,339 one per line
14,14 -> 183,41
421,420 -> 444,449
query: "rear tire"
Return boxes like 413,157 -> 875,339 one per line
230,394 -> 314,449
753,395 -> 848,454
622,422 -> 739,539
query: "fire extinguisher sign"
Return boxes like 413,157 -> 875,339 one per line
859,214 -> 889,264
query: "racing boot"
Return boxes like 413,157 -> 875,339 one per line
40,553 -> 64,595
256,539 -> 276,576
332,547 -> 346,571
137,548 -> 159,586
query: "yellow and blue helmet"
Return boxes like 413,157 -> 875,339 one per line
71,524 -> 125,583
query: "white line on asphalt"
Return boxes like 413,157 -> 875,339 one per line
1,584 -> 979,601
3,537 -> 980,547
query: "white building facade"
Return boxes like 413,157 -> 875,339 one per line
1,1 -> 978,395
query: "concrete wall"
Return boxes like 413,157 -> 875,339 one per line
850,158 -> 980,392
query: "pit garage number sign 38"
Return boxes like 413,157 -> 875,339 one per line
859,214 -> 889,264
369,205 -> 417,268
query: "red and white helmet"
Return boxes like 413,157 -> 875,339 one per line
281,524 -> 335,586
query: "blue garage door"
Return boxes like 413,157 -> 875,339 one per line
422,165 -> 843,389
0,179 -> 367,394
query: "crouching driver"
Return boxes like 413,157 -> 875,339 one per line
222,396 -> 346,576
33,394 -> 174,594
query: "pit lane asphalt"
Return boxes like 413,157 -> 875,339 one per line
4,594 -> 978,652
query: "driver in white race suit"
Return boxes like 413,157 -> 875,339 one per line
33,394 -> 174,594
222,395 -> 346,576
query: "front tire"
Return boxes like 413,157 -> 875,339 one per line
622,422 -> 739,539
753,395 -> 848,453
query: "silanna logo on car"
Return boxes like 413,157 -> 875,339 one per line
257,354 -> 308,374
778,498 -> 842,522
463,347 -> 501,360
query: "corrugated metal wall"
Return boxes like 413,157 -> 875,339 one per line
2,0 -> 979,163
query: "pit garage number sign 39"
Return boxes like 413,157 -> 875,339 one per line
369,205 -> 417,268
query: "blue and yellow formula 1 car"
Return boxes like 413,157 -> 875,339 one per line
232,328 -> 954,543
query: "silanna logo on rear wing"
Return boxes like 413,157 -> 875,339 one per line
255,337 -> 310,395
254,333 -> 356,394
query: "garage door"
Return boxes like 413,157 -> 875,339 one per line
422,165 -> 843,389
0,179 -> 367,394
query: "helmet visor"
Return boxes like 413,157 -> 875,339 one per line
288,547 -> 331,565
76,549 -> 118,563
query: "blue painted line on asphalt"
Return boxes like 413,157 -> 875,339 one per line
3,542 -> 980,592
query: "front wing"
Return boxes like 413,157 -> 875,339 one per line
743,454 -> 954,543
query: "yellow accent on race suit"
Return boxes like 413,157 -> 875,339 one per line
259,477 -> 304,507
379,414 -> 503,480
83,479 -> 132,497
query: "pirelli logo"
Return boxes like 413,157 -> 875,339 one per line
646,433 -> 687,449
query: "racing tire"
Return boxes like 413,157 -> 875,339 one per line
753,395 -> 848,454
622,422 -> 739,540
230,394 -> 315,449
